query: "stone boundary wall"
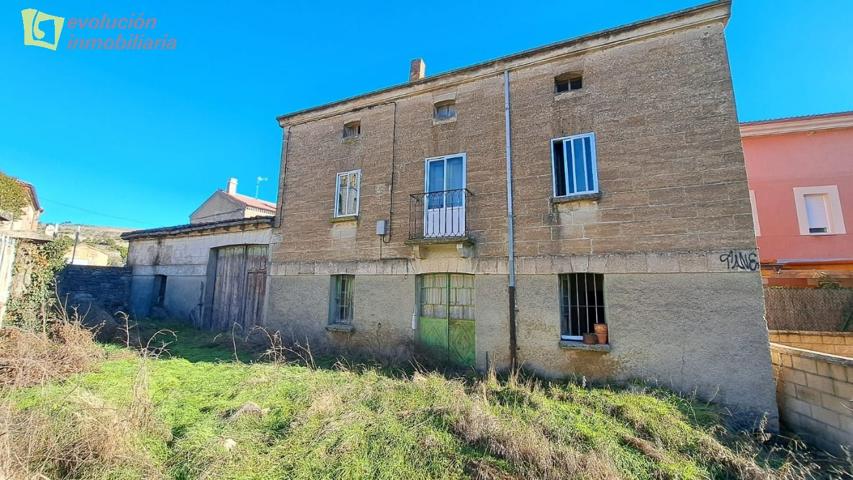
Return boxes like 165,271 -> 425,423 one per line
57,265 -> 132,314
769,331 -> 853,357
769,343 -> 852,454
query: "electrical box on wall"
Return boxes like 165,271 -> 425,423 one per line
376,220 -> 388,236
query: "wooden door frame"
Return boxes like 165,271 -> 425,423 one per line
202,243 -> 269,331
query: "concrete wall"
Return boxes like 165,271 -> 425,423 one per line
770,343 -> 852,454
515,272 -> 776,425
266,274 -> 418,361
769,331 -> 853,357
265,257 -> 778,427
127,227 -> 271,320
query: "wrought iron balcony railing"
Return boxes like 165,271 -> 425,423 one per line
408,188 -> 473,241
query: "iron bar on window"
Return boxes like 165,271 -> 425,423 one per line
559,273 -> 605,339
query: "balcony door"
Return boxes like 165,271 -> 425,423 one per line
424,154 -> 466,238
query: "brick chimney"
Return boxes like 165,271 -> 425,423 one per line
226,177 -> 238,194
409,58 -> 426,82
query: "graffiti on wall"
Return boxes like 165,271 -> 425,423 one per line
719,250 -> 759,271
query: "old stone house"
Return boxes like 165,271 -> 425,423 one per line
123,179 -> 274,325
0,179 -> 42,233
265,1 -> 778,426
0,179 -> 50,323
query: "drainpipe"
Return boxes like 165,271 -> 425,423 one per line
273,126 -> 291,230
503,70 -> 518,369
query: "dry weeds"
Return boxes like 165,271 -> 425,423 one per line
0,362 -> 168,479
0,322 -> 102,388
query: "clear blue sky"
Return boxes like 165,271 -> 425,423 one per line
2,0 -> 851,228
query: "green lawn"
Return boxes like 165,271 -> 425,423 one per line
6,321 -> 832,480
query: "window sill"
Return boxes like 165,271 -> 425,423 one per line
801,232 -> 841,236
554,89 -> 586,101
404,235 -> 473,246
559,341 -> 610,352
326,324 -> 354,333
330,215 -> 358,224
551,192 -> 601,204
342,136 -> 360,144
433,117 -> 457,126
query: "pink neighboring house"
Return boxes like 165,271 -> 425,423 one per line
741,111 -> 853,287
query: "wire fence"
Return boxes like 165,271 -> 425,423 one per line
764,287 -> 853,332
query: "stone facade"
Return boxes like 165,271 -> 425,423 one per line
57,265 -> 132,314
264,1 -> 778,426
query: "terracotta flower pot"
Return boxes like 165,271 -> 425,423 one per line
594,323 -> 608,344
582,333 -> 598,345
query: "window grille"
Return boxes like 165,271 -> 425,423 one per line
330,275 -> 354,324
559,273 -> 605,340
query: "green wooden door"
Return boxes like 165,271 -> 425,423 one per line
418,273 -> 475,367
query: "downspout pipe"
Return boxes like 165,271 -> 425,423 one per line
503,70 -> 518,369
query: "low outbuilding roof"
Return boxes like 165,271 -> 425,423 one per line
120,216 -> 273,240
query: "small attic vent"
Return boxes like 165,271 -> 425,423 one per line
555,73 -> 583,93
343,121 -> 361,139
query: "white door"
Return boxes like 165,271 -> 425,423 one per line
424,154 -> 466,238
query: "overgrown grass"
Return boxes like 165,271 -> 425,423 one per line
1,321 -> 848,479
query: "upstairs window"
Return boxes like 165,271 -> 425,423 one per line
334,170 -> 361,217
804,194 -> 829,233
343,121 -> 361,139
434,100 -> 456,121
559,273 -> 605,341
555,73 -> 582,93
551,133 -> 598,197
330,275 -> 354,325
793,186 -> 846,236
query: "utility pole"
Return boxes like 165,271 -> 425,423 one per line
70,226 -> 80,265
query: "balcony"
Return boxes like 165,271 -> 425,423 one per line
407,188 -> 473,257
